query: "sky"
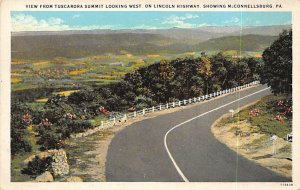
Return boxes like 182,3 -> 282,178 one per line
11,11 -> 291,31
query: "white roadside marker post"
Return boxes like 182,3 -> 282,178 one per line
124,114 -> 127,122
270,135 -> 278,155
229,109 -> 234,117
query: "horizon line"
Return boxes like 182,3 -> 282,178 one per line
12,24 -> 292,33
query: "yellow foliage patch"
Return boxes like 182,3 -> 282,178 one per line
69,68 -> 89,75
184,52 -> 195,56
147,54 -> 160,58
33,61 -> 50,65
95,75 -> 118,79
126,54 -> 133,58
249,53 -> 262,58
223,50 -> 238,55
53,90 -> 80,96
135,59 -> 145,64
35,98 -> 48,103
92,54 -> 112,60
11,60 -> 28,64
11,76 -> 22,84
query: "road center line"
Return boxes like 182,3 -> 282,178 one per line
163,87 -> 270,182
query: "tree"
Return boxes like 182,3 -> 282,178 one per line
235,59 -> 251,84
159,60 -> 176,101
261,30 -> 292,95
197,55 -> 212,94
159,60 -> 175,83
211,53 -> 229,87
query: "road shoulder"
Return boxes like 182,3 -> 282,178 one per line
211,102 -> 292,179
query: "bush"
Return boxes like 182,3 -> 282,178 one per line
10,102 -> 33,155
235,95 -> 292,138
21,156 -> 53,177
11,130 -> 32,155
37,133 -> 64,151
36,118 -> 93,150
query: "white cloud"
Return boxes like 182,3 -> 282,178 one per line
11,14 -> 118,31
131,24 -> 160,30
72,14 -> 80,19
224,17 -> 240,24
162,14 -> 200,28
184,13 -> 199,19
12,14 -> 69,31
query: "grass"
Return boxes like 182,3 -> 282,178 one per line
249,135 -> 269,147
12,84 -> 39,91
11,152 -> 35,182
279,143 -> 292,153
11,125 -> 41,182
69,68 -> 89,75
65,129 -> 114,182
218,95 -> 292,138
89,115 -> 108,127
27,102 -> 44,110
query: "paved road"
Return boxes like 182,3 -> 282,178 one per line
105,85 -> 291,182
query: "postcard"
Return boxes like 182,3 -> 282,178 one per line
0,0 -> 299,189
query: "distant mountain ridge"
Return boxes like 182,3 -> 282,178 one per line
11,25 -> 291,59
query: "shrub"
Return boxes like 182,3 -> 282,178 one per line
11,103 -> 33,155
11,130 -> 32,155
21,156 -> 53,177
36,118 -> 93,150
37,133 -> 64,151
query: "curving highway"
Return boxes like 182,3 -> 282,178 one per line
105,85 -> 291,182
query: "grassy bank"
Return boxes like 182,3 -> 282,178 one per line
215,95 -> 292,138
212,94 -> 292,178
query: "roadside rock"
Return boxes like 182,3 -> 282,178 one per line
51,149 -> 70,177
23,149 -> 70,179
65,176 -> 83,182
35,171 -> 54,182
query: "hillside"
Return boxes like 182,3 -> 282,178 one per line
12,34 -> 278,59
11,33 -> 175,59
11,25 -> 290,59
195,35 -> 278,52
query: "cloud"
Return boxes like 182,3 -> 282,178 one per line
162,13 -> 200,28
72,14 -> 80,19
11,13 -> 118,31
12,14 -> 69,31
224,17 -> 240,24
130,24 -> 161,30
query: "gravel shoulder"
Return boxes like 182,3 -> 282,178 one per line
211,113 -> 292,179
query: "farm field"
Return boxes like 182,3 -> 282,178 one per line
11,51 -> 262,92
